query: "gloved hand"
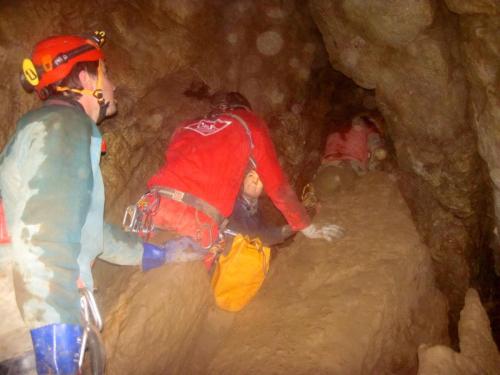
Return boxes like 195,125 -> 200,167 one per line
142,237 -> 207,271
300,223 -> 345,241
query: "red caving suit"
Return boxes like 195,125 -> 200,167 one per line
323,124 -> 382,170
147,108 -> 311,247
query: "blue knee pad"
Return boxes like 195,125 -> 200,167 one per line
31,324 -> 82,375
142,237 -> 207,271
142,242 -> 167,271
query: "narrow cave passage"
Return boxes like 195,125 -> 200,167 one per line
0,1 -> 499,375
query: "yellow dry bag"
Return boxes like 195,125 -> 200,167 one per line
211,234 -> 271,312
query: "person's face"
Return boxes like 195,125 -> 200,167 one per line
100,62 -> 117,117
243,170 -> 264,199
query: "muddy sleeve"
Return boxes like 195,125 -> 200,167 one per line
12,118 -> 93,327
250,117 -> 311,231
98,223 -> 144,265
228,199 -> 290,246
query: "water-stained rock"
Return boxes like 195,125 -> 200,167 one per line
310,0 -> 495,331
418,288 -> 500,375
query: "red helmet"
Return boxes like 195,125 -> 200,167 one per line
21,31 -> 105,98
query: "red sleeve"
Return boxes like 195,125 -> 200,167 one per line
245,112 -> 311,231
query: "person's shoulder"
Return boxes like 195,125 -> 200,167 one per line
18,103 -> 92,138
22,102 -> 89,122
230,108 -> 260,120
228,108 -> 267,131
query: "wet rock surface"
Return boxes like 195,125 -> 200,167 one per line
310,0 -> 496,331
93,261 -> 211,375
0,0 -> 499,371
94,172 -> 449,374
418,288 -> 500,375
203,172 -> 449,374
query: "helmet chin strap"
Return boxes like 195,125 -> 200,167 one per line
56,60 -> 109,123
95,100 -> 109,124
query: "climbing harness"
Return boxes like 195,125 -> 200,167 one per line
123,109 -> 256,245
122,186 -> 228,246
79,287 -> 105,375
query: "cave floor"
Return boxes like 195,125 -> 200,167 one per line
94,170 -> 445,374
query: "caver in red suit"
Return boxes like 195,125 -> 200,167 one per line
147,92 -> 344,247
323,115 -> 385,173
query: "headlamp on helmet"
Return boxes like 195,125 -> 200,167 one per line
20,31 -> 106,99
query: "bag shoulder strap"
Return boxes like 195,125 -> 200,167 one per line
223,112 -> 256,168
223,112 -> 254,150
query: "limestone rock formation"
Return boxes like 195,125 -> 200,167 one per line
309,0 -> 495,329
94,261 -> 211,375
446,1 -> 500,274
200,172 -> 448,374
0,0 -> 328,221
93,172 -> 448,374
418,288 -> 500,375
1,0 -> 499,371
0,258 -> 32,361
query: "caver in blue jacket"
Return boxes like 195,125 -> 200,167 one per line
0,98 -> 155,374
0,30 -> 184,374
0,99 -> 144,328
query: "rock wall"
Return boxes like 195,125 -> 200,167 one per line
418,288 -> 500,375
0,0 -> 329,222
445,0 -> 500,266
1,0 -> 498,367
309,0 -> 496,328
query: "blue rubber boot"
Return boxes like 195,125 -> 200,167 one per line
30,324 -> 83,375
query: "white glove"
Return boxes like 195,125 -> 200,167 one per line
300,223 -> 345,241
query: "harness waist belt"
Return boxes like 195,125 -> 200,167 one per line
152,186 -> 226,226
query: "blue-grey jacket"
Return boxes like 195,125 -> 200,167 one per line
0,100 -> 143,328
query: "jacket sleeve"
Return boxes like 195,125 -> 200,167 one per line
11,115 -> 93,326
98,222 -> 143,265
228,198 -> 290,246
249,115 -> 311,231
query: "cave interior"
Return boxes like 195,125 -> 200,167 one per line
0,0 -> 499,374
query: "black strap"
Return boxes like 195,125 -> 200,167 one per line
153,186 -> 226,226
